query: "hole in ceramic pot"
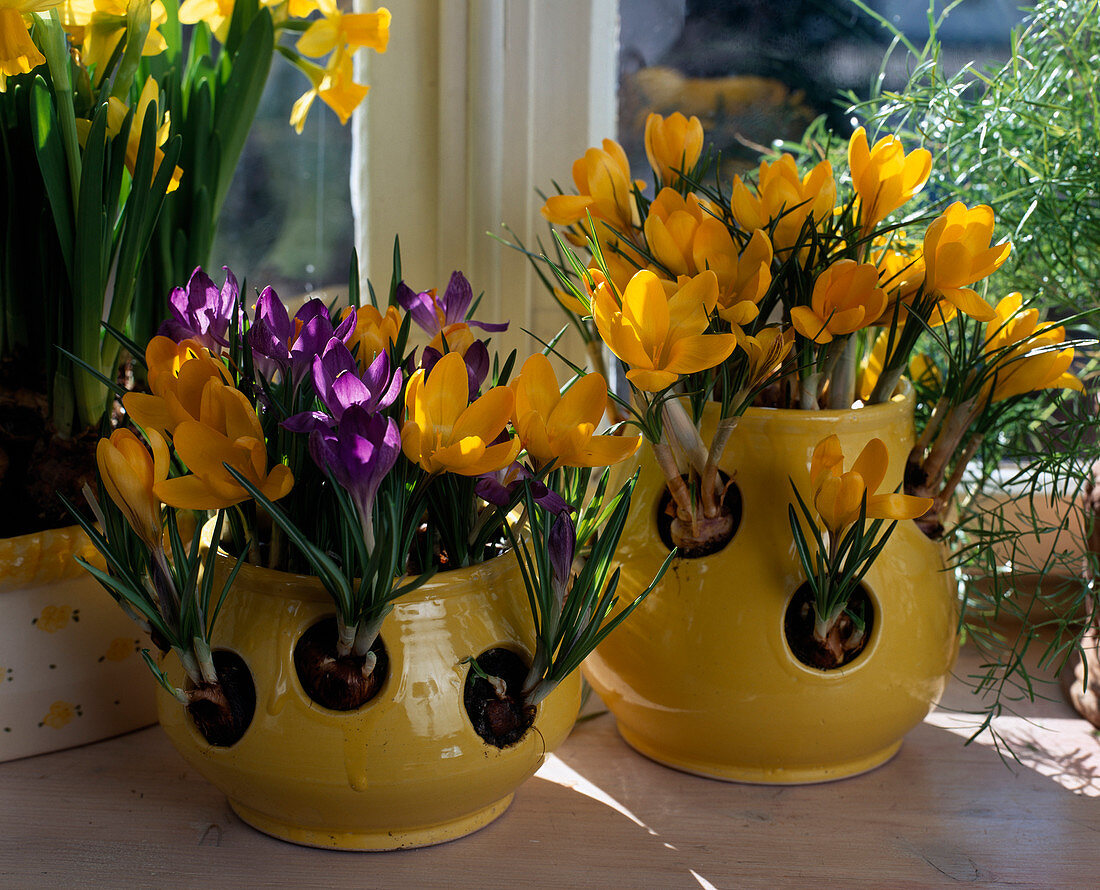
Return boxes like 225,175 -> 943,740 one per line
655,472 -> 742,558
186,649 -> 256,747
463,647 -> 536,749
293,616 -> 389,711
784,582 -> 876,671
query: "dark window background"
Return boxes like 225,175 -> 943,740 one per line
618,0 -> 1025,176
209,61 -> 354,300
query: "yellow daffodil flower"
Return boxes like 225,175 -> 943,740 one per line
296,2 -> 390,58
810,434 -> 932,534
790,259 -> 887,344
0,0 -> 61,89
591,268 -> 736,392
644,111 -> 704,186
283,0 -> 318,16
541,138 -> 646,235
340,303 -> 402,369
510,353 -> 640,469
401,351 -> 521,476
730,154 -> 835,255
178,0 -> 234,43
75,76 -> 182,191
982,293 -> 1084,402
848,126 -> 931,235
96,427 -> 169,549
643,188 -> 714,278
123,337 -> 232,435
921,202 -> 1011,322
155,380 -> 294,510
693,221 -> 770,327
289,48 -> 368,133
64,0 -> 168,82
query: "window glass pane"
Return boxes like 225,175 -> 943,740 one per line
210,64 -> 354,298
618,0 -> 1025,173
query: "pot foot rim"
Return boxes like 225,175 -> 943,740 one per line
616,724 -> 903,785
228,794 -> 514,851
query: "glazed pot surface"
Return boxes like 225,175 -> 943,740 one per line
1,526 -> 157,762
156,551 -> 580,849
585,393 -> 959,783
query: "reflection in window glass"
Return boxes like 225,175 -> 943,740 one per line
618,0 -> 1025,175
209,63 -> 354,300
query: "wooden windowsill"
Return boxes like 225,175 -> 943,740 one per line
1,645 -> 1096,887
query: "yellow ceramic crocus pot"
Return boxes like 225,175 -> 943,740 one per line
156,551 -> 581,850
584,390 -> 959,783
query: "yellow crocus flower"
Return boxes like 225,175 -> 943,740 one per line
693,221 -> 770,327
96,427 -> 169,549
401,351 -> 520,476
848,126 -> 931,236
730,154 -> 835,255
810,434 -> 932,534
921,202 -> 1011,322
123,336 -> 233,436
510,353 -> 639,469
155,380 -> 294,510
0,0 -> 62,89
644,111 -> 704,187
541,138 -> 645,236
296,2 -> 390,58
643,188 -> 713,278
790,259 -> 886,344
982,293 -> 1084,403
340,303 -> 402,369
591,268 -> 736,393
737,325 -> 793,392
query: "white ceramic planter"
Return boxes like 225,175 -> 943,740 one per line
0,526 -> 157,762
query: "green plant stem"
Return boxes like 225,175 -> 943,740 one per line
662,400 -> 708,476
801,369 -> 821,409
912,396 -> 949,461
651,440 -> 692,520
915,397 -> 979,498
40,13 -> 81,206
827,337 -> 859,409
701,416 -> 737,518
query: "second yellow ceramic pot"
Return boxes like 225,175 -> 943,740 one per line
156,552 -> 580,849
584,391 -> 959,783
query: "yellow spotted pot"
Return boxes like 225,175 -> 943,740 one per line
0,526 -> 157,762
584,391 -> 959,783
156,552 -> 580,850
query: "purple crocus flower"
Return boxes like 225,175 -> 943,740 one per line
396,271 -> 509,338
548,514 -> 577,604
421,338 -> 490,401
283,339 -> 403,436
248,289 -> 354,387
309,406 -> 401,550
475,463 -> 572,518
158,266 -> 240,351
